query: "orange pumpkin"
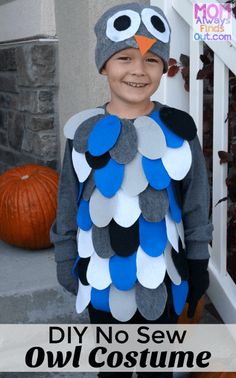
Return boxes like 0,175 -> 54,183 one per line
0,164 -> 59,250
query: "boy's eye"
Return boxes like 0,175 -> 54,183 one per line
146,58 -> 160,63
117,56 -> 131,61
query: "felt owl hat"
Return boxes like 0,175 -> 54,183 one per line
94,2 -> 171,73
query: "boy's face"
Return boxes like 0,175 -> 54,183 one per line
101,48 -> 164,108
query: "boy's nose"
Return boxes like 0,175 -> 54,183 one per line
134,35 -> 157,56
130,56 -> 146,75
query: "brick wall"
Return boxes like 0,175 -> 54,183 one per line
0,40 -> 59,174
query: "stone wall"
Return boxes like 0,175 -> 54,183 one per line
0,40 -> 59,174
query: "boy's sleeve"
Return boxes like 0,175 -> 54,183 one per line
50,139 -> 79,295
181,135 -> 213,260
179,135 -> 214,317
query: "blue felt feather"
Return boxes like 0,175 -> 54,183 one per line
88,115 -> 121,156
139,215 -> 167,257
91,287 -> 110,312
109,252 -> 137,291
142,156 -> 171,190
72,255 -> 80,279
77,199 -> 92,231
167,183 -> 182,223
77,182 -> 84,202
95,158 -> 124,198
171,280 -> 189,315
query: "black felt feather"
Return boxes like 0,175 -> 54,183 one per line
159,107 -> 197,141
109,219 -> 139,257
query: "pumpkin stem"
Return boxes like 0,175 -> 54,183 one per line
21,175 -> 30,180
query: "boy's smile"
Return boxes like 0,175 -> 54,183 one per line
101,48 -> 164,118
123,82 -> 149,88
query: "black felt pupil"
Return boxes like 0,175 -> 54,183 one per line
151,15 -> 165,33
114,15 -> 131,31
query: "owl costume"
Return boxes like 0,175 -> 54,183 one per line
51,3 -> 213,322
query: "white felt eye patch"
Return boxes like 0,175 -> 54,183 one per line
164,243 -> 181,285
113,189 -> 141,228
77,228 -> 94,258
106,10 -> 141,42
86,252 -> 111,290
72,148 -> 91,183
165,212 -> 179,252
76,280 -> 91,314
141,8 -> 170,43
136,246 -> 166,289
162,141 -> 192,181
176,220 -> 185,249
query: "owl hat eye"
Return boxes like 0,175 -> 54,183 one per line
106,10 -> 141,42
141,8 -> 170,43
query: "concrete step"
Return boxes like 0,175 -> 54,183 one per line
0,240 -> 88,324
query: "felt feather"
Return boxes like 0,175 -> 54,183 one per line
159,107 -> 197,141
109,252 -> 137,290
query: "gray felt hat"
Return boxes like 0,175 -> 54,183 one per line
94,2 -> 171,73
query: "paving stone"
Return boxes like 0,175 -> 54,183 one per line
0,48 -> 17,71
29,116 -> 54,131
19,90 -> 55,114
0,92 -> 19,110
38,90 -> 55,113
19,90 -> 38,113
0,109 -> 8,130
0,41 -> 58,172
8,111 -> 25,150
16,44 -> 57,87
0,130 -> 7,146
22,129 -> 57,159
0,73 -> 18,93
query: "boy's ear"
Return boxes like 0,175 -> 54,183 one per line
101,67 -> 107,75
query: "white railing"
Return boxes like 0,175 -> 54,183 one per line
152,0 -> 236,323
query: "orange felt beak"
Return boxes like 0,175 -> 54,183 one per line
134,34 -> 157,56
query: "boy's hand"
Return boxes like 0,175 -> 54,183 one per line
187,259 -> 209,318
56,259 -> 78,295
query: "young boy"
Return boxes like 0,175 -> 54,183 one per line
51,3 -> 213,377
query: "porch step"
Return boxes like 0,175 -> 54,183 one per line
0,240 -> 88,324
